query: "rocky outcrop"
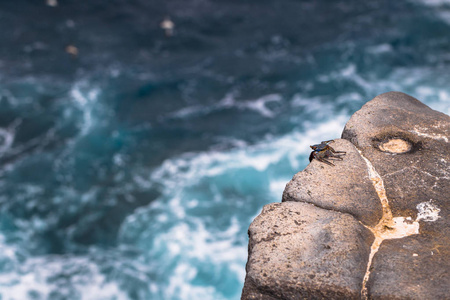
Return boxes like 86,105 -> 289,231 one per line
242,92 -> 449,299
283,139 -> 383,227
241,202 -> 374,300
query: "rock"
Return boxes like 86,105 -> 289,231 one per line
242,92 -> 450,299
241,202 -> 373,300
367,235 -> 449,300
342,91 -> 449,219
342,92 -> 450,298
282,139 -> 382,227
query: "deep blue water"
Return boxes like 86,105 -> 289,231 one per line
0,0 -> 449,299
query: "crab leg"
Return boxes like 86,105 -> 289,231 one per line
327,156 -> 344,160
325,150 -> 345,160
329,147 -> 346,154
316,157 -> 335,166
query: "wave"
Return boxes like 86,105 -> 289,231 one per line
0,249 -> 129,300
117,115 -> 348,299
167,93 -> 283,120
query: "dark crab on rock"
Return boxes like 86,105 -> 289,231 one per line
309,140 -> 346,166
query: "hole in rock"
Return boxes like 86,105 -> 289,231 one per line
379,138 -> 412,154
373,132 -> 421,154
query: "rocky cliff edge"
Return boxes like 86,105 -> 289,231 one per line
241,92 -> 449,300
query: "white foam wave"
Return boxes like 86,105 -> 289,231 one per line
164,219 -> 246,299
367,44 -> 393,54
169,93 -> 282,119
0,233 -> 25,273
313,63 -> 450,116
240,94 -> 282,118
414,0 -> 450,7
0,128 -> 14,155
150,114 -> 347,188
120,115 -> 348,299
411,0 -> 450,23
387,67 -> 450,115
0,255 -> 129,300
69,83 -> 102,136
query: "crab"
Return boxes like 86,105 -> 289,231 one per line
309,140 -> 346,166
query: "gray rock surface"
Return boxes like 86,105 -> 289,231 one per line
242,92 -> 450,300
282,139 -> 382,227
342,91 -> 449,219
241,202 -> 373,300
342,92 -> 450,299
367,235 -> 449,300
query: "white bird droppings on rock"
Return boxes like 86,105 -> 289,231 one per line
416,200 -> 441,222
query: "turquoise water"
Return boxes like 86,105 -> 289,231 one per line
0,0 -> 449,299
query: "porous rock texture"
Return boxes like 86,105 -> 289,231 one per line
241,92 -> 449,300
241,202 -> 374,300
283,139 -> 382,227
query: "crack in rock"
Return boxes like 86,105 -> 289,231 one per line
409,126 -> 449,143
357,150 -> 421,300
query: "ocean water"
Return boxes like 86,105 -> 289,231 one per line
0,0 -> 449,299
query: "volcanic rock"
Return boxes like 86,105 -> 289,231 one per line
241,202 -> 373,300
241,92 -> 450,299
342,91 -> 450,298
282,139 -> 382,227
